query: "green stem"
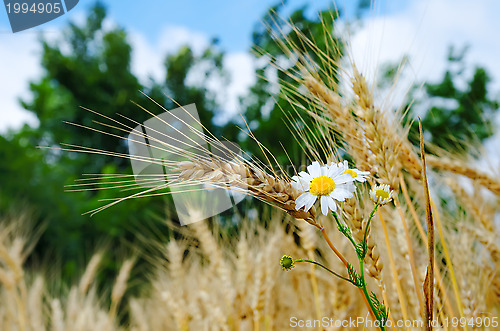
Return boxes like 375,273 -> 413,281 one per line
362,204 -> 379,256
359,255 -> 385,331
294,259 -> 356,286
359,203 -> 386,331
334,204 -> 385,330
332,211 -> 358,249
331,204 -> 386,330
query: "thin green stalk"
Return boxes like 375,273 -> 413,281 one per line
332,211 -> 357,249
359,255 -> 386,331
363,205 -> 379,252
294,259 -> 355,285
332,206 -> 386,331
319,227 -> 379,323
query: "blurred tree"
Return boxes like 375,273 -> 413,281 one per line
22,3 -> 153,174
162,43 -> 227,135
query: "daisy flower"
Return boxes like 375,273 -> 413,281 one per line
291,161 -> 356,215
337,160 -> 370,182
370,184 -> 393,205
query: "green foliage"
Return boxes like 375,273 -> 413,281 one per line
356,242 -> 367,260
22,3 -> 152,173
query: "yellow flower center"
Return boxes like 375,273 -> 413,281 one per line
375,189 -> 389,200
309,176 -> 336,196
344,169 -> 358,178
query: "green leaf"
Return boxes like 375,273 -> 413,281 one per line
356,242 -> 367,260
370,291 -> 389,321
347,263 -> 362,287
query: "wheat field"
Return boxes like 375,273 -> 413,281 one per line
1,3 -> 499,331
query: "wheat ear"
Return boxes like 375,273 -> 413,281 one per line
427,156 -> 500,195
109,258 -> 135,319
79,252 -> 104,295
177,159 -> 319,227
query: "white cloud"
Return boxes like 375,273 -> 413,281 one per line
0,27 -> 41,133
129,25 -> 210,84
347,0 -> 500,96
157,26 -> 209,55
222,52 -> 255,116
129,26 -> 255,124
129,30 -> 164,83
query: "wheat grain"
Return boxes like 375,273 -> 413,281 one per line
50,299 -> 65,331
129,299 -> 148,331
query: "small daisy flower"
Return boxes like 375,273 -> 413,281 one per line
370,184 -> 393,205
291,161 -> 356,215
338,160 -> 370,182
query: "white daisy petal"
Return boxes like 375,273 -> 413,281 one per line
330,188 -> 353,201
294,192 -> 310,210
291,176 -> 310,191
327,195 -> 337,212
334,173 -> 356,185
340,182 -> 356,192
320,196 -> 329,215
320,165 -> 328,176
327,163 -> 342,178
353,169 -> 370,182
298,171 -> 313,182
307,161 -> 322,178
304,194 -> 317,211
347,182 -> 358,191
290,181 -> 301,191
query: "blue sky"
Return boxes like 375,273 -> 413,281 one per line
1,0 -> 339,51
105,0 -> 334,52
100,0 -> 405,52
0,1 -> 408,52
